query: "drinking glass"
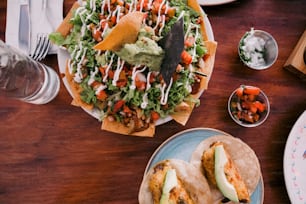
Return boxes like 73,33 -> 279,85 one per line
0,40 -> 60,104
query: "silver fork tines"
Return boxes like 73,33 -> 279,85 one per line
31,33 -> 51,60
30,0 -> 52,61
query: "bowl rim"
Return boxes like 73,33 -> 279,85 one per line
227,85 -> 270,127
238,29 -> 278,70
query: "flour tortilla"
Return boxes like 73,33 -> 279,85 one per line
190,135 -> 261,203
138,159 -> 212,204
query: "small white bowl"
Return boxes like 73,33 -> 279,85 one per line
228,85 -> 270,127
238,28 -> 278,70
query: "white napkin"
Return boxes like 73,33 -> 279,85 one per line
5,0 -> 63,55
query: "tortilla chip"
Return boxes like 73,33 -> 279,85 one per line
56,2 -> 80,37
101,117 -> 155,137
197,40 -> 218,94
65,60 -> 94,110
172,41 -> 217,125
171,101 -> 195,126
188,0 -> 208,41
138,159 -> 212,204
93,12 -> 144,51
190,135 -> 261,203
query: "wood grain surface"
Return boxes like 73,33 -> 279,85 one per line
0,0 -> 305,203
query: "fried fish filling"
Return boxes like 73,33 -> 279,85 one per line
201,142 -> 250,203
149,161 -> 194,204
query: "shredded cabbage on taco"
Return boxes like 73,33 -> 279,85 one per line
50,0 -> 217,136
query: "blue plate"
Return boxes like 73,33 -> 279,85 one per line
144,127 -> 264,204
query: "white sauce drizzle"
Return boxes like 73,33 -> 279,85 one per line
112,5 -> 121,23
101,0 -> 107,15
145,72 -> 152,91
95,84 -> 107,95
153,0 -> 166,31
140,71 -> 152,109
139,0 -> 145,12
90,0 -> 96,11
129,0 -> 137,12
158,15 -> 166,36
112,58 -> 125,86
141,93 -> 149,109
191,25 -> 199,62
107,0 -> 111,14
177,11 -> 185,22
74,47 -> 88,83
130,66 -> 146,90
75,42 -> 84,59
147,0 -> 153,9
103,53 -> 115,82
87,67 -> 99,86
101,21 -> 109,38
160,78 -> 173,105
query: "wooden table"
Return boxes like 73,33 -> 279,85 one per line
0,0 -> 305,203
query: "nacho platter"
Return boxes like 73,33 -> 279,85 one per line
143,128 -> 264,204
55,0 -> 217,136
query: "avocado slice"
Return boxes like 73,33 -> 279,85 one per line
160,169 -> 178,204
214,145 -> 239,202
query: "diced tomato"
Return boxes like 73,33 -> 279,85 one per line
254,101 -> 266,112
108,70 -> 114,79
151,111 -> 160,121
100,20 -> 108,30
249,103 -> 258,114
90,81 -> 102,89
166,7 -> 176,17
149,72 -> 156,84
113,100 -> 125,113
181,50 -> 193,65
110,16 -> 117,25
99,66 -> 106,77
115,71 -> 127,87
135,74 -> 146,91
123,105 -> 132,114
116,80 -> 127,88
135,80 -> 146,91
96,90 -> 107,101
152,1 -> 161,14
184,36 -> 195,48
196,16 -> 203,25
235,87 -> 244,98
116,0 -> 124,6
92,29 -> 102,42
243,86 -> 260,96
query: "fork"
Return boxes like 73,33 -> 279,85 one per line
30,0 -> 53,61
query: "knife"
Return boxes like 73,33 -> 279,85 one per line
18,0 -> 30,55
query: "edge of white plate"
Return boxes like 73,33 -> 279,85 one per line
199,0 -> 236,6
57,9 -> 215,125
283,110 -> 306,204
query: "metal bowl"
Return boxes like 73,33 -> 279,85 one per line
238,28 -> 278,70
228,85 -> 270,127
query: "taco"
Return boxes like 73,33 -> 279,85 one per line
138,159 -> 212,204
190,135 -> 261,203
50,0 -> 217,136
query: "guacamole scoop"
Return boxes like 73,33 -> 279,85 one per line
115,35 -> 164,71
